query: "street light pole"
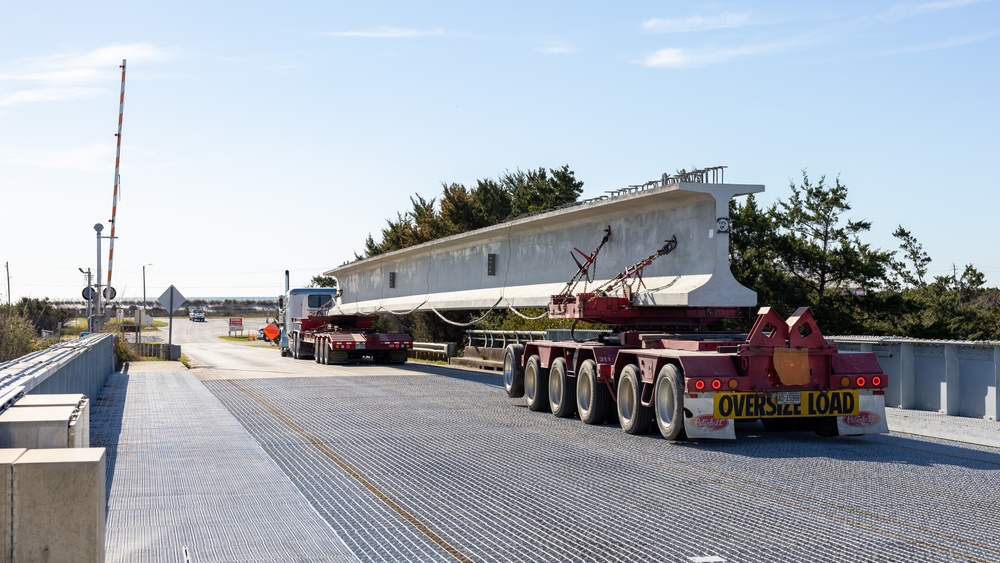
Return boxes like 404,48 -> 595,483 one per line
141,263 -> 152,346
79,267 -> 93,333
94,223 -> 104,326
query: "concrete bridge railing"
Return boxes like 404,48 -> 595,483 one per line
829,337 -> 999,421
0,334 -> 116,408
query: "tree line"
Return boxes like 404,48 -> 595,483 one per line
361,166 -> 999,341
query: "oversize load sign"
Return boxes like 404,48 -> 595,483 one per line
714,390 -> 859,419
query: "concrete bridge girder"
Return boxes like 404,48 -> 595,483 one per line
326,182 -> 764,314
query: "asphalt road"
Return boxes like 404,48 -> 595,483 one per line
164,317 -> 1000,562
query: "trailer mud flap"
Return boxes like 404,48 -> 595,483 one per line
683,395 -> 736,440
836,392 -> 889,435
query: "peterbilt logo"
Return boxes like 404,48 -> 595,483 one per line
843,411 -> 882,428
694,415 -> 729,431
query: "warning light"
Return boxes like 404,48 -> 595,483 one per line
856,377 -> 867,387
695,380 -> 706,391
728,379 -> 739,390
872,375 -> 882,387
841,376 -> 851,387
711,379 -> 722,390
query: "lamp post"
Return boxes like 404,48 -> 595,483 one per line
79,267 -> 93,333
141,263 -> 152,345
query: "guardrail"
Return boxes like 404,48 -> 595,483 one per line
0,334 -> 116,410
410,342 -> 456,362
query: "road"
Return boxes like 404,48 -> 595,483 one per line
165,317 -> 1000,562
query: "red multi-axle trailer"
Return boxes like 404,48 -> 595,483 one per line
502,294 -> 889,440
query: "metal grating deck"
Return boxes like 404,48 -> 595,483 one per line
91,367 -> 361,562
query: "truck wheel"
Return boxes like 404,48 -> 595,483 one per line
618,364 -> 653,434
577,359 -> 611,425
654,363 -> 687,441
524,355 -> 550,412
503,344 -> 525,398
548,357 -> 576,418
292,333 -> 301,360
315,338 -> 323,363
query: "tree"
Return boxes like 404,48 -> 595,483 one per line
307,275 -> 337,288
14,297 -> 71,334
892,226 -> 931,289
768,172 -> 895,332
0,305 -> 38,361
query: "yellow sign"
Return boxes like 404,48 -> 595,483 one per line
714,390 -> 859,419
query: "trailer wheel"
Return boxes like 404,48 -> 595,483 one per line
503,344 -> 525,398
577,360 -> 611,425
524,355 -> 550,412
618,364 -> 653,434
548,357 -> 576,418
654,363 -> 687,441
320,340 -> 329,365
315,338 -> 323,363
292,333 -> 301,360
812,416 -> 840,437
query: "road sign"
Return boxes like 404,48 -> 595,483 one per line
82,286 -> 95,300
158,285 -> 187,314
263,322 -> 281,341
229,318 -> 243,336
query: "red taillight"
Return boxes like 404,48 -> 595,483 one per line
711,379 -> 722,390
695,380 -> 706,391
872,375 -> 882,387
856,376 -> 866,387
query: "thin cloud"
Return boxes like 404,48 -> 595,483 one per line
0,87 -> 103,107
880,0 -> 986,22
0,43 -> 170,106
642,12 -> 754,34
643,41 -> 787,69
875,31 -> 998,55
536,41 -> 577,55
0,143 -> 109,172
326,26 -> 446,39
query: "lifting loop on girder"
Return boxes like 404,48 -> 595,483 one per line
429,297 -> 505,327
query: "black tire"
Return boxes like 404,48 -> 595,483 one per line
618,364 -> 653,434
577,359 -> 611,425
548,357 -> 576,418
812,417 -> 840,437
654,363 -> 687,441
503,344 -> 525,398
292,332 -> 301,360
315,338 -> 323,363
524,355 -> 550,412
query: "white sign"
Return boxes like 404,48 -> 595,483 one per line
158,285 -> 187,314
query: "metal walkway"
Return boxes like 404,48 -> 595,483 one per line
92,363 -> 360,562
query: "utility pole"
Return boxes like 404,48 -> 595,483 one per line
4,261 -> 9,306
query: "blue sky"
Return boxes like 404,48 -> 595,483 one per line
1,1 -> 997,303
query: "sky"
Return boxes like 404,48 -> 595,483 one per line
1,0 -> 998,304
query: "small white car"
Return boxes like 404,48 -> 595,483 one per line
189,308 -> 205,322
